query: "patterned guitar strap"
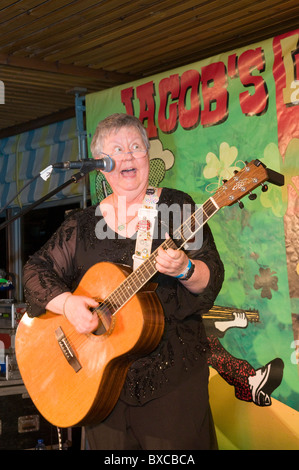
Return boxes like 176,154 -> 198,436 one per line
133,187 -> 159,271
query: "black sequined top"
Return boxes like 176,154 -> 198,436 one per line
23,188 -> 224,405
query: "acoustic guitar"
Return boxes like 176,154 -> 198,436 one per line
15,159 -> 283,428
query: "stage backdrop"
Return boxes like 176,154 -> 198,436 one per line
86,29 -> 299,450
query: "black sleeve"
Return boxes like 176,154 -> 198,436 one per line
23,216 -> 78,317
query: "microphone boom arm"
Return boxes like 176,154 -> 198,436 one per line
0,167 -> 91,232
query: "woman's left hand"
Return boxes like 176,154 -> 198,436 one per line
155,245 -> 189,278
155,235 -> 210,294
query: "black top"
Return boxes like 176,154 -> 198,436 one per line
23,188 -> 224,405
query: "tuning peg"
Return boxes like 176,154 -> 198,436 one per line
261,183 -> 268,192
234,170 -> 239,174
222,179 -> 227,184
248,192 -> 257,200
238,200 -> 244,209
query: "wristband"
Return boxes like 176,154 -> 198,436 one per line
182,261 -> 195,280
175,259 -> 195,280
62,293 -> 72,318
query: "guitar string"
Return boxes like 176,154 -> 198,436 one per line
66,185 -> 257,346
103,201 -> 214,310
93,195 -> 220,316
61,163 -> 264,343
96,162 -> 265,322
64,198 -> 219,345
65,182 -> 248,344
99,199 -> 218,317
202,311 -> 259,321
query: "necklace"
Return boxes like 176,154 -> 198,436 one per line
116,213 -> 138,231
112,193 -> 141,232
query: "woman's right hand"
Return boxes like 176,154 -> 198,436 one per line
46,292 -> 99,334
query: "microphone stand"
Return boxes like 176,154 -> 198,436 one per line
0,167 -> 91,232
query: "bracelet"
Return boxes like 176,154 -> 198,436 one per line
62,293 -> 72,318
182,261 -> 195,280
175,259 -> 195,280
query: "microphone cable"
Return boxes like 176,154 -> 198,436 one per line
0,166 -> 53,216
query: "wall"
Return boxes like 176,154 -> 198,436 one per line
0,117 -> 81,209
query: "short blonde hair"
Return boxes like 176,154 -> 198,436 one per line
90,113 -> 150,156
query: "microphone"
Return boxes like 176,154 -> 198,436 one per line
53,157 -> 115,172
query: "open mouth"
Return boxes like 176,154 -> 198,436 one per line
121,167 -> 136,176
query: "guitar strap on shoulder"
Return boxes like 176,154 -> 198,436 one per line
133,187 -> 159,270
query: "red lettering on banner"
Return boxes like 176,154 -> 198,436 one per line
238,48 -> 268,116
158,74 -> 180,133
201,62 -> 228,127
227,53 -> 238,79
121,87 -> 134,115
120,47 -> 273,135
178,70 -> 201,129
273,30 -> 299,159
137,81 -> 158,138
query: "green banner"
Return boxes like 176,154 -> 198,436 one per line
86,29 -> 299,449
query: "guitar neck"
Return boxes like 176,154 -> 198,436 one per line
104,197 -> 219,314
202,305 -> 260,322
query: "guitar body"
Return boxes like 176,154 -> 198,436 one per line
15,262 -> 164,428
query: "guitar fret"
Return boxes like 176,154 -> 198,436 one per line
204,199 -> 218,217
127,273 -> 140,290
140,259 -> 155,277
115,284 -> 134,304
141,263 -> 151,279
202,206 -> 209,220
181,218 -> 195,241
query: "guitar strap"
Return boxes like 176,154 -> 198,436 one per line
133,187 -> 159,270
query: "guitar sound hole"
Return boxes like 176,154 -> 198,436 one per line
92,303 -> 113,336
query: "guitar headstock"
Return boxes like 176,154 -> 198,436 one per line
212,159 -> 284,209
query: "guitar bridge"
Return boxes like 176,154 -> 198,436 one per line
55,326 -> 82,373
